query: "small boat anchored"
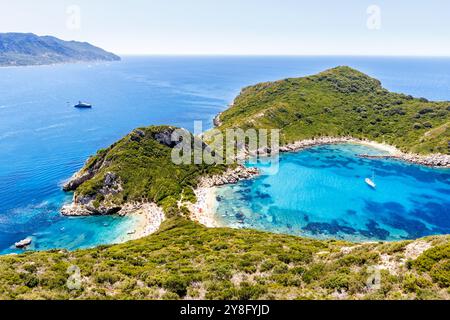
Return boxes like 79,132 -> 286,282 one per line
15,237 -> 32,249
365,178 -> 376,188
365,171 -> 376,188
74,101 -> 92,108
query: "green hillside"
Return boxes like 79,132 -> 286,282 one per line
1,218 -> 449,300
218,66 -> 450,154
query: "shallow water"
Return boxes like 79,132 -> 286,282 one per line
1,56 -> 450,253
214,144 -> 450,241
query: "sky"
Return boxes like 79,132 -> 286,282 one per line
0,0 -> 449,56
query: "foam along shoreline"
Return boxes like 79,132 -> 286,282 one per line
279,136 -> 450,168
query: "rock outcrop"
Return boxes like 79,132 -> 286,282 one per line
198,165 -> 259,188
61,171 -> 123,216
61,200 -> 162,218
63,153 -> 111,192
213,112 -> 222,127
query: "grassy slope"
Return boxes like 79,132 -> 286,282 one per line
218,66 -> 450,154
0,218 -> 449,300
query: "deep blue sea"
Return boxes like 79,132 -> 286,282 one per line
1,56 -> 450,253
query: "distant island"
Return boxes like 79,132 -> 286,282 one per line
0,33 -> 120,67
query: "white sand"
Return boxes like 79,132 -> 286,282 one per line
119,203 -> 165,242
190,187 -> 219,228
351,139 -> 401,156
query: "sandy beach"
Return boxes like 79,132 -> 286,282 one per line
351,139 -> 401,156
279,136 -> 449,167
115,203 -> 165,243
190,187 -> 219,228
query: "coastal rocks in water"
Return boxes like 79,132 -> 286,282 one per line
60,202 -> 91,216
190,165 -> 259,228
357,153 -> 450,167
198,165 -> 259,188
396,153 -> 450,168
15,238 -> 32,249
62,200 -> 164,227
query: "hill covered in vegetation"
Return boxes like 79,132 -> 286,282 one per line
0,218 -> 449,300
62,126 -> 227,216
0,33 -> 120,66
217,66 -> 450,155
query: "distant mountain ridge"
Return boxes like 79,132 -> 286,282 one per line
0,33 -> 120,66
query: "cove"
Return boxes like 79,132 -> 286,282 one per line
213,144 -> 450,241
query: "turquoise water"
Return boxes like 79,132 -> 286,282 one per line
1,56 -> 450,253
214,144 -> 450,241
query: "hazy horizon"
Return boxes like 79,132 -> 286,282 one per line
1,1 -> 450,56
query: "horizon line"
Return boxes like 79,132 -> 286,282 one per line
114,53 -> 450,58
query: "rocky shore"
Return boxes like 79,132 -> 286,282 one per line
190,165 -> 259,227
197,165 -> 259,188
121,203 -> 165,240
279,136 -> 450,168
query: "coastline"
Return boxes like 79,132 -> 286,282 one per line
279,136 -> 450,168
189,166 -> 259,227
191,135 -> 450,229
189,187 -> 219,228
116,203 -> 165,242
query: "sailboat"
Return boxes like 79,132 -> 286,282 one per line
365,171 -> 376,188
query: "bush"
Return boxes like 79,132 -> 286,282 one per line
162,275 -> 193,297
234,282 -> 267,300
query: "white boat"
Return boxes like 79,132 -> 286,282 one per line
15,237 -> 32,248
74,101 -> 92,108
365,177 -> 376,188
